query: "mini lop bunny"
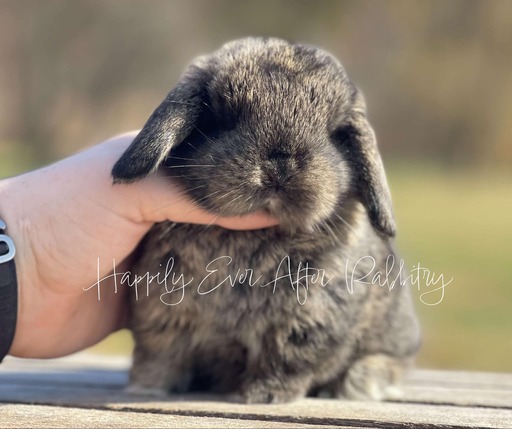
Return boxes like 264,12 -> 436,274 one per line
112,37 -> 420,403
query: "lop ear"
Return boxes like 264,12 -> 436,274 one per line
112,74 -> 207,183
336,92 -> 396,237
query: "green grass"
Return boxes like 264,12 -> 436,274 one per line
389,163 -> 512,372
88,329 -> 134,355
0,142 -> 38,179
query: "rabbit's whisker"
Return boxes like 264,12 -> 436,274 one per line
165,165 -> 216,169
166,100 -> 198,107
167,156 -> 209,162
183,140 -> 201,154
202,212 -> 224,229
201,100 -> 214,113
173,189 -> 225,220
216,185 -> 244,201
191,190 -> 223,207
157,222 -> 178,240
333,213 -> 357,234
163,173 -> 229,180
224,194 -> 244,212
147,184 -> 206,214
192,124 -> 217,146
323,218 -> 343,247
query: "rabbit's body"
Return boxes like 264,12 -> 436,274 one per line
128,203 -> 418,402
113,37 -> 421,403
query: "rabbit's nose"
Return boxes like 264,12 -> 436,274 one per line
263,162 -> 292,191
261,148 -> 296,191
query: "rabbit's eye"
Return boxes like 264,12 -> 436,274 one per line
193,111 -> 237,142
332,124 -> 355,145
217,110 -> 238,132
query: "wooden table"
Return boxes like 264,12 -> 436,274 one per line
0,354 -> 511,428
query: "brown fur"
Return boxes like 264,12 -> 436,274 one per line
113,37 -> 421,403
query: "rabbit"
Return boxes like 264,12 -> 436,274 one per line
112,37 -> 421,404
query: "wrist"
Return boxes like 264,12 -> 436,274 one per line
0,215 -> 17,362
0,176 -> 41,357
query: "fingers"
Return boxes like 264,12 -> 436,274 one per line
128,166 -> 277,231
182,207 -> 279,230
213,212 -> 279,230
138,175 -> 278,229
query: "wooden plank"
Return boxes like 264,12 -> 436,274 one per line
5,370 -> 509,409
1,354 -> 512,428
1,382 -> 511,428
0,404 -> 346,429
399,384 -> 512,408
2,355 -> 511,408
408,369 -> 512,389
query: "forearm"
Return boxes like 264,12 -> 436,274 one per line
0,171 -> 128,358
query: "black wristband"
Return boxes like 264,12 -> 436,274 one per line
0,219 -> 17,362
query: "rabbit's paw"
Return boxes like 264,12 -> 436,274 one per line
237,379 -> 306,404
339,354 -> 406,401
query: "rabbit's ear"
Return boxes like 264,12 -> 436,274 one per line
335,92 -> 396,237
112,75 -> 206,183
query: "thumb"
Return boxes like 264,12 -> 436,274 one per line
136,172 -> 278,230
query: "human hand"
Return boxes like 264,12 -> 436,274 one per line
0,131 -> 277,358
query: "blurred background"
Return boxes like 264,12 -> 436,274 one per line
0,0 -> 510,371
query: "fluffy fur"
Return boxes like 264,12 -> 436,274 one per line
112,37 -> 421,403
